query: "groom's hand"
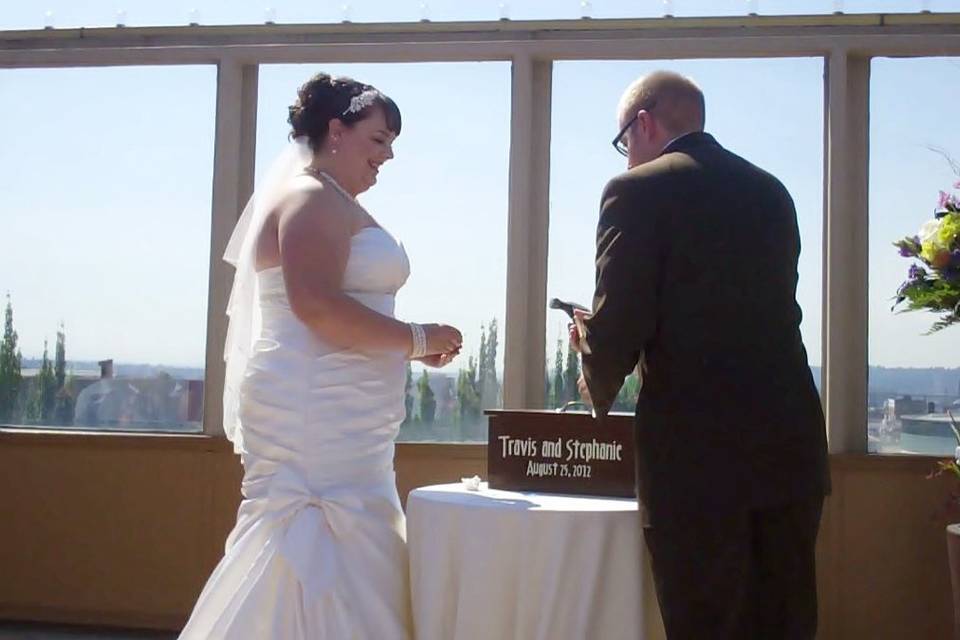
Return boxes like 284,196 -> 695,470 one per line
569,309 -> 589,354
577,374 -> 592,407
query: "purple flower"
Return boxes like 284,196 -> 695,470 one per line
897,236 -> 921,257
909,264 -> 927,281
940,191 -> 958,210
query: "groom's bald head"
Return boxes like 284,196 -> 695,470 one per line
618,71 -> 705,138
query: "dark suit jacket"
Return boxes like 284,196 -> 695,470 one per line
581,132 -> 829,524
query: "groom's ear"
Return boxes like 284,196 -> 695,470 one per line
637,110 -> 655,139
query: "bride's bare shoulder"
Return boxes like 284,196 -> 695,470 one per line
274,177 -> 354,242
276,176 -> 351,220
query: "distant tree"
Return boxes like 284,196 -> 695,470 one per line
418,370 -> 436,424
477,324 -> 488,400
544,366 -> 553,408
54,379 -> 75,426
552,338 -> 564,408
435,373 -> 456,423
481,318 -> 500,408
0,295 -> 23,421
27,340 -> 56,422
54,323 -> 66,389
402,361 -> 414,426
457,356 -> 481,422
563,341 -> 580,405
52,323 -> 75,425
40,341 -> 57,420
612,372 -> 641,412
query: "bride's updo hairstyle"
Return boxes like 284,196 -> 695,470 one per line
287,73 -> 402,152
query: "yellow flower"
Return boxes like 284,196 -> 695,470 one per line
919,218 -> 951,264
920,241 -> 944,264
939,213 -> 960,246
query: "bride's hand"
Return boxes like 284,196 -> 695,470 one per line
418,350 -> 459,368
423,324 -> 462,356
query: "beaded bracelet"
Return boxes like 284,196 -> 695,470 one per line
409,323 -> 427,359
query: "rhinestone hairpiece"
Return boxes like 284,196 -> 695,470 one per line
343,89 -> 380,115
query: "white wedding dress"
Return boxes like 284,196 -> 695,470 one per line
179,220 -> 413,639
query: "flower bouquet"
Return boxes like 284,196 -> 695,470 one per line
893,182 -> 960,333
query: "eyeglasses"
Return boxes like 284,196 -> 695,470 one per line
612,102 -> 656,157
612,113 -> 639,157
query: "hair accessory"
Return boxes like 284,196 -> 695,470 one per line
343,89 -> 380,115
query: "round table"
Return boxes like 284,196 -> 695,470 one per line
406,483 -> 663,640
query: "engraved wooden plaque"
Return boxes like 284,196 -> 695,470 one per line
486,410 -> 636,498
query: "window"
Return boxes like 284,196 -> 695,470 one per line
256,62 -> 510,442
545,58 -> 824,411
0,66 -> 215,432
868,57 -> 960,455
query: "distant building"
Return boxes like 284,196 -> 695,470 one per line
98,359 -> 114,379
883,395 -> 928,421
73,370 -> 200,431
900,414 -> 957,439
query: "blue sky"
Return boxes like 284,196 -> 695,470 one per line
1,0 -> 959,376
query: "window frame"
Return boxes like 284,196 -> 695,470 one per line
3,13 -> 958,453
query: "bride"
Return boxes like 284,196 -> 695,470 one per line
179,73 -> 463,639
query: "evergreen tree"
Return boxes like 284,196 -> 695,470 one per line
418,370 -> 436,424
27,340 -> 56,423
544,366 -> 553,409
402,361 -> 414,426
40,341 -> 56,420
0,295 -> 22,421
481,318 -> 499,408
457,361 -> 469,417
477,324 -> 488,397
613,372 -> 641,412
437,374 -> 456,423
54,379 -> 75,426
55,323 -> 66,389
563,341 -> 580,405
553,338 -> 565,407
485,319 -> 499,374
52,323 -> 74,426
457,356 -> 481,421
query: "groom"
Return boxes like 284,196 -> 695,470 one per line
572,71 -> 829,639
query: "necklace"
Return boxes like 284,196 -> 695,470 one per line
303,167 -> 357,203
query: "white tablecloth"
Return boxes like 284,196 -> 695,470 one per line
406,483 -> 664,640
